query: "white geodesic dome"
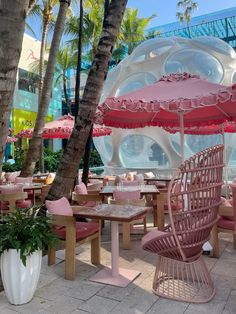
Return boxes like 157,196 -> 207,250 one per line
93,36 -> 236,177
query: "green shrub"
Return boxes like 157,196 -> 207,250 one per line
0,207 -> 57,266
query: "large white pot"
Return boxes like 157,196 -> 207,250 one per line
1,249 -> 42,305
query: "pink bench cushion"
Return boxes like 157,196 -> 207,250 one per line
15,177 -> 33,184
218,217 -> 235,230
163,201 -> 183,211
75,182 -> 88,194
55,222 -> 99,241
141,230 -> 166,248
46,197 -> 73,216
16,200 -> 32,208
113,189 -> 141,201
0,184 -> 23,194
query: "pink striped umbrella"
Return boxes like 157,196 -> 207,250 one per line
6,136 -> 18,143
95,73 -> 236,160
17,114 -> 112,139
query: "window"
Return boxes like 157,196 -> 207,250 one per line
18,69 -> 39,94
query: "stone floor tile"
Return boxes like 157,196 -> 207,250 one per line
211,258 -> 236,277
211,274 -> 234,301
185,298 -> 226,314
44,295 -> 84,314
78,295 -> 119,314
146,298 -> 188,314
5,296 -> 53,314
0,307 -> 20,313
64,280 -> 104,300
97,283 -> 136,301
35,278 -> 71,301
223,294 -> 236,314
110,285 -> 157,314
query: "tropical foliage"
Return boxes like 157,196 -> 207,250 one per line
176,0 -> 198,37
0,207 -> 57,266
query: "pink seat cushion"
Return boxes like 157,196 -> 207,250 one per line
220,197 -> 234,221
75,182 -> 88,195
141,230 -> 166,248
46,197 -> 73,216
55,222 -> 99,241
113,189 -> 141,201
0,185 -> 23,194
84,201 -> 96,207
163,201 -> 183,211
0,201 -> 9,210
218,217 -> 235,230
16,200 -> 32,208
15,177 -> 33,184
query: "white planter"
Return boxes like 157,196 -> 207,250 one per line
1,249 -> 42,305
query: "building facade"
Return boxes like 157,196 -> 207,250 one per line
9,34 -> 62,156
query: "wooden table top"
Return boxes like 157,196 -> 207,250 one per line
72,204 -> 149,222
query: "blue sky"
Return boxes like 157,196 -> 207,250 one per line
127,0 -> 236,28
27,1 -> 236,40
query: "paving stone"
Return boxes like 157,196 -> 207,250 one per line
44,295 -> 84,314
185,298 -> 226,314
35,278 -> 71,301
78,295 -> 119,314
146,298 -> 187,314
1,235 -> 236,313
211,274 -> 234,301
64,280 -> 104,300
0,307 -> 20,313
110,285 -> 157,314
5,296 -> 53,314
223,294 -> 236,313
97,283 -> 135,301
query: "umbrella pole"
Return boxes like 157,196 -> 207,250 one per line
179,112 -> 185,163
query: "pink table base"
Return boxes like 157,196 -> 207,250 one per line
90,267 -> 140,287
89,221 -> 141,287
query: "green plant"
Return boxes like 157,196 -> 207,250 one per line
0,207 -> 57,266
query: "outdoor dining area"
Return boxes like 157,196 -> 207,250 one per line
1,74 -> 236,312
1,144 -> 236,313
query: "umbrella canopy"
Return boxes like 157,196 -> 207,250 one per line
17,114 -> 112,139
95,73 -> 236,129
163,122 -> 236,135
6,136 -> 18,143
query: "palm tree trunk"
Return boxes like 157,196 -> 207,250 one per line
48,0 -> 128,200
20,0 -> 71,177
63,75 -> 71,114
39,18 -> 49,100
0,0 -> 30,175
74,0 -> 83,118
38,19 -> 49,173
82,126 -> 93,186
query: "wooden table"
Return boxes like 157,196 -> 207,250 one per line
73,204 -> 149,287
144,176 -> 171,187
23,183 -> 43,205
100,185 -> 161,228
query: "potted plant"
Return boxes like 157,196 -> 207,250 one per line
0,207 -> 56,305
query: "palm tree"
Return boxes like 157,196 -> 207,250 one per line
56,46 -> 77,113
119,8 -> 156,55
176,0 -> 198,38
29,0 -> 58,99
47,0 -> 128,200
65,0 -> 104,63
20,0 -> 71,177
0,0 -> 32,175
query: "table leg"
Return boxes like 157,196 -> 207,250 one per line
89,220 -> 141,287
111,221 -> 119,276
153,193 -> 157,227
